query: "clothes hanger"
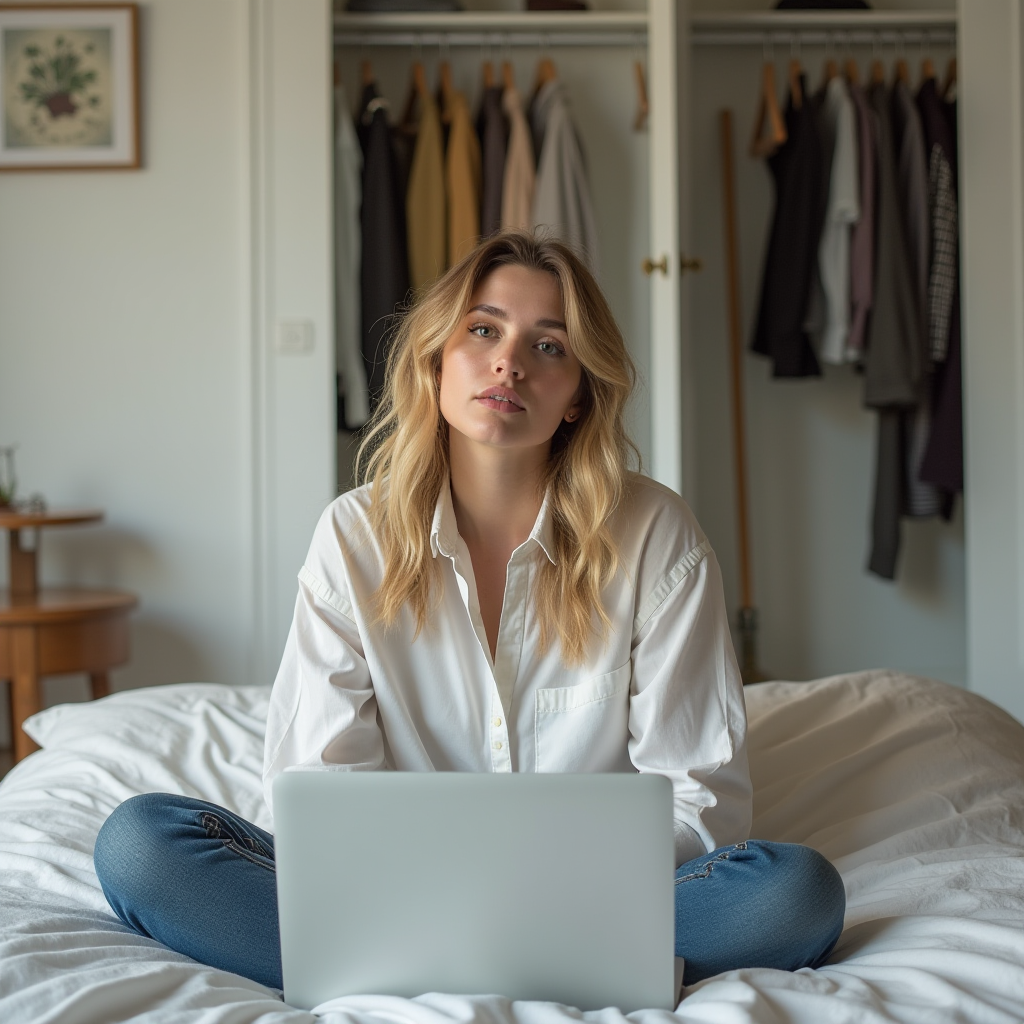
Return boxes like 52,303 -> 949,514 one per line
942,56 -> 957,100
502,60 -> 516,92
749,61 -> 787,159
870,58 -> 886,86
921,56 -> 936,83
439,60 -> 454,123
533,56 -> 558,97
398,61 -> 428,135
788,58 -> 803,110
844,58 -> 859,85
360,60 -> 374,88
483,60 -> 495,90
822,58 -> 839,88
633,60 -> 649,132
894,57 -> 909,86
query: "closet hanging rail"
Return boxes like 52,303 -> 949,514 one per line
334,31 -> 647,48
691,10 -> 956,48
334,10 -> 647,48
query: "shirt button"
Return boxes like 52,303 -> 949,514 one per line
492,717 -> 502,728
493,740 -> 503,751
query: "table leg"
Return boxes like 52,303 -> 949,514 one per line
90,672 -> 110,700
11,626 -> 40,762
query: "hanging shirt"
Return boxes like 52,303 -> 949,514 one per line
263,474 -> 752,869
750,76 -> 824,378
406,86 -> 447,291
334,85 -> 369,430
500,85 -> 536,231
846,83 -> 877,362
530,79 -> 600,272
864,82 -> 924,580
816,76 -> 861,365
892,79 -> 942,519
477,85 -> 507,238
918,92 -> 963,499
445,88 -> 482,266
358,84 -> 411,411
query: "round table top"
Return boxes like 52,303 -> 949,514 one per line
0,587 -> 137,625
0,507 -> 104,530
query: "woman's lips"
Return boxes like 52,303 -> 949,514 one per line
477,396 -> 525,413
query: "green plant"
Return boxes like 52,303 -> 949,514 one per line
18,36 -> 99,118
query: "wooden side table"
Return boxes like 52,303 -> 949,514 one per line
0,509 -> 138,762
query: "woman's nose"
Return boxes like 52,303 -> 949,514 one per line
492,339 -> 523,379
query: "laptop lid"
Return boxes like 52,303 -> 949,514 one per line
273,771 -> 676,1013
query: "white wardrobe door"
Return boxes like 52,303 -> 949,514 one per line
959,0 -> 1024,723
647,0 -> 691,497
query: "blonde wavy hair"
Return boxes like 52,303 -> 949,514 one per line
357,231 -> 639,664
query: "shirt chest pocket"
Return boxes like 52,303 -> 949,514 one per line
534,663 -> 633,773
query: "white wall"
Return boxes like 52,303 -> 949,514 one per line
686,34 -> 967,686
0,0 -> 255,744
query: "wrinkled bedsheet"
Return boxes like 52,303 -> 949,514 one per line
1,670 -> 1022,1023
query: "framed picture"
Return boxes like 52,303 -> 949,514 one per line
0,3 -> 139,171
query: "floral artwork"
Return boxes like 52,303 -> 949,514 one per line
0,5 -> 139,170
5,29 -> 112,148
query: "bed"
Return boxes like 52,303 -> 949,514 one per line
1,669 -> 1022,1024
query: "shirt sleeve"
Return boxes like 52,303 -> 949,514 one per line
628,545 -> 752,867
262,563 -> 387,820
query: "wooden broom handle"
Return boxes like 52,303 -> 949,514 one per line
719,109 -> 754,611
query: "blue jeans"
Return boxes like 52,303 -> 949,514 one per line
94,793 -> 845,994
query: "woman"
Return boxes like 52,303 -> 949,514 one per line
94,231 -> 845,997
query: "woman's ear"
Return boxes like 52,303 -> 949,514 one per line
564,403 -> 582,424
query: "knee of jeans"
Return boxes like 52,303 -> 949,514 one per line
94,793 -> 185,908
759,841 -> 846,942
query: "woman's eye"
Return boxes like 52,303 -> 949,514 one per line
537,341 -> 564,356
470,323 -> 495,338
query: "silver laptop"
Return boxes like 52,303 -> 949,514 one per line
273,771 -> 676,1012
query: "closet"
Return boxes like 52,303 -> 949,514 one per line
332,0 -> 685,495
250,0 -> 1024,725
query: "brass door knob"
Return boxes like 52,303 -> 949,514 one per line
642,255 -> 669,276
681,256 -> 704,273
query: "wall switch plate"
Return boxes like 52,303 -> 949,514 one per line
275,320 -> 314,354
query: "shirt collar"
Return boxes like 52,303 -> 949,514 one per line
429,478 -> 557,565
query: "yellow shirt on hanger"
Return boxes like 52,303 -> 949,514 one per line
446,88 -> 482,266
407,87 -> 447,291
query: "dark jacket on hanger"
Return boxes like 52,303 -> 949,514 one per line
750,76 -> 824,378
477,85 -> 507,238
358,83 -> 411,411
917,91 -> 963,499
864,81 -> 924,580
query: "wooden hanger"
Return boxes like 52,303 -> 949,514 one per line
870,59 -> 886,86
788,58 -> 803,110
844,58 -> 859,86
533,56 -> 558,96
439,60 -> 454,123
942,56 -> 957,99
360,60 -> 374,88
921,56 -> 936,83
633,60 -> 649,132
502,60 -> 516,92
483,60 -> 495,90
894,57 -> 909,86
822,58 -> 839,88
749,62 -> 787,158
398,61 -> 428,135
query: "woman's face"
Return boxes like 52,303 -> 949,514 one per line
439,265 -> 583,457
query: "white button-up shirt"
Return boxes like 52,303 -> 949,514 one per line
264,474 -> 752,866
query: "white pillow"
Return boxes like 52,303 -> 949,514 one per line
19,682 -> 273,829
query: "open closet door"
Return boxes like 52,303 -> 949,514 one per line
958,0 -> 1024,724
647,0 -> 691,498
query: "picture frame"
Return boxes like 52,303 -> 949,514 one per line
0,3 -> 139,171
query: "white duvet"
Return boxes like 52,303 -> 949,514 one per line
1,670 -> 1022,1024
